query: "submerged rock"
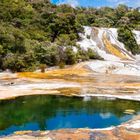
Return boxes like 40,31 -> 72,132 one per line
124,109 -> 136,115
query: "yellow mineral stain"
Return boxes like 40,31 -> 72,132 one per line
57,87 -> 81,96
14,131 -> 32,135
18,67 -> 89,79
103,33 -> 129,60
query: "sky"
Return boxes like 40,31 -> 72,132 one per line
51,0 -> 140,8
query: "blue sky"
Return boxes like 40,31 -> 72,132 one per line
51,0 -> 140,8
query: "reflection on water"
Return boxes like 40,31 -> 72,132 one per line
0,95 -> 140,136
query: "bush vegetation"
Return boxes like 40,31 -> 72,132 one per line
118,26 -> 140,55
0,0 -> 140,71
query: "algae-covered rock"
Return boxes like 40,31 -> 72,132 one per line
124,109 -> 135,114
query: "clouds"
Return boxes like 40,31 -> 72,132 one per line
107,0 -> 129,3
57,0 -> 79,7
106,0 -> 130,7
107,0 -> 140,7
52,0 -> 140,8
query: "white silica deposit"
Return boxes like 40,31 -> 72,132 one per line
77,26 -> 140,76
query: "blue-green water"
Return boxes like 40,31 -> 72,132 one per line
0,95 -> 140,136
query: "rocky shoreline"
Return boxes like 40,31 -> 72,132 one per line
0,66 -> 140,140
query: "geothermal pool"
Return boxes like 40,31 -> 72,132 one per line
0,95 -> 140,136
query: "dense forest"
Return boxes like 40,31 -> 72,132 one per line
0,0 -> 140,71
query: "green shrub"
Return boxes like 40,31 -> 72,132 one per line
86,35 -> 90,39
58,62 -> 65,69
40,64 -> 46,73
87,48 -> 103,60
65,47 -> 77,65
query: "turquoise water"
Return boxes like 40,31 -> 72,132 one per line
0,95 -> 140,136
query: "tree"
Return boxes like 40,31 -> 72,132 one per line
118,26 -> 140,55
115,4 -> 128,19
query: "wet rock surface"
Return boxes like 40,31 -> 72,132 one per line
0,68 -> 140,101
